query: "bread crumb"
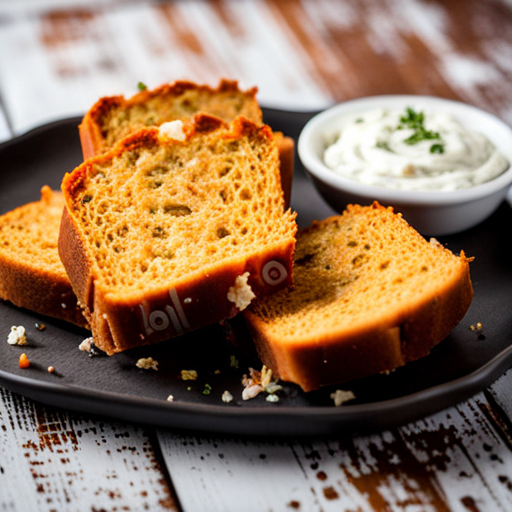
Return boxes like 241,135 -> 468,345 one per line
227,272 -> 255,311
136,357 -> 158,370
181,369 -> 198,381
242,383 -> 264,400
469,321 -> 486,340
7,326 -> 27,346
158,120 -> 186,141
78,337 -> 93,352
330,389 -> 356,406
242,365 -> 282,400
167,395 -> 174,402
78,337 -> 105,357
47,366 -> 55,374
222,390 -> 233,403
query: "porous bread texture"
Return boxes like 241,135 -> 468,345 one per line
79,79 -> 294,207
80,79 -> 262,158
60,114 -> 297,355
244,202 -> 474,392
0,186 -> 87,327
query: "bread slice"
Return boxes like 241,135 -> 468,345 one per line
60,114 -> 297,355
79,79 -> 294,207
243,203 -> 473,392
0,186 -> 87,327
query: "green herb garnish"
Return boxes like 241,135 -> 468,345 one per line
397,107 -> 445,153
202,383 -> 212,395
137,81 -> 147,91
403,129 -> 440,145
398,107 -> 425,130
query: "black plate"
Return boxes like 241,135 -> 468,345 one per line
1,110 -> 512,437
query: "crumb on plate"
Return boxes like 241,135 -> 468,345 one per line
330,389 -> 356,407
181,369 -> 198,381
19,353 -> 30,369
7,326 -> 27,346
136,357 -> 158,370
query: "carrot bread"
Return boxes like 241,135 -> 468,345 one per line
243,203 -> 473,392
59,114 -> 297,355
79,79 -> 294,206
0,186 -> 87,327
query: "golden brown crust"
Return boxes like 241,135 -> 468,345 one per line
0,187 -> 87,327
79,79 -> 261,159
78,79 -> 294,207
273,133 -> 294,208
61,114 -> 297,354
243,203 -> 473,391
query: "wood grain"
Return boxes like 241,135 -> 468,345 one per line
266,0 -> 512,121
1,0 -> 511,131
0,388 -> 178,512
158,392 -> 512,511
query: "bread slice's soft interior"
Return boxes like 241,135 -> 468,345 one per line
0,186 -> 86,326
244,203 -> 473,391
90,80 -> 262,155
71,118 -> 294,299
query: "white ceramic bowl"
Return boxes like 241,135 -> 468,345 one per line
298,95 -> 512,235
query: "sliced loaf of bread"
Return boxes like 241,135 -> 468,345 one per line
79,79 -> 294,206
60,114 -> 297,355
79,79 -> 262,158
243,202 -> 473,392
0,186 -> 87,327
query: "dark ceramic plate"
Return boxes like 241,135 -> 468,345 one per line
1,110 -> 512,437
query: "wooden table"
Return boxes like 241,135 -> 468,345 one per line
1,1 -> 512,510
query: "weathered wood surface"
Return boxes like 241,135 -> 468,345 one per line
1,0 -> 512,134
1,1 -> 512,511
158,389 -> 512,512
0,388 -> 177,512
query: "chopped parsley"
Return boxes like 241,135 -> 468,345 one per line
430,143 -> 445,154
397,107 -> 445,153
137,81 -> 147,91
202,383 -> 212,395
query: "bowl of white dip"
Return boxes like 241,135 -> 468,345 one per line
298,95 -> 512,235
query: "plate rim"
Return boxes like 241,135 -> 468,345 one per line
1,113 -> 512,436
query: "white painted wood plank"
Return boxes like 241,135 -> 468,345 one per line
0,1 -> 330,135
158,392 -> 512,512
0,388 -> 178,512
489,368 -> 512,421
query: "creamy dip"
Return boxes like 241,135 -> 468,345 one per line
323,107 -> 509,191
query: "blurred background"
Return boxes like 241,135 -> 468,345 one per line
0,0 -> 511,138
